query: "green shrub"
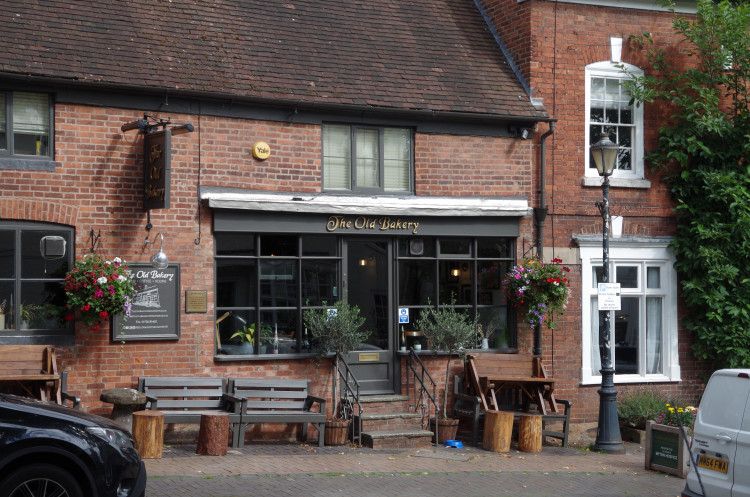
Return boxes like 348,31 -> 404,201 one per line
617,389 -> 670,429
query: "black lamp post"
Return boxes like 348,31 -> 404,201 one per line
590,133 -> 626,454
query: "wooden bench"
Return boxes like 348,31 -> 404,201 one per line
0,345 -> 62,404
458,354 -> 572,447
228,378 -> 327,448
137,377 -> 243,448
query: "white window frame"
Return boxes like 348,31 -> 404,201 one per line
579,238 -> 680,385
584,62 -> 645,184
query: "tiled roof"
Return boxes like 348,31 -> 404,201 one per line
0,0 -> 546,119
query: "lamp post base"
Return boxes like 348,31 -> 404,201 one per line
593,382 -> 626,454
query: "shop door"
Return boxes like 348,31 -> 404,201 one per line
343,239 -> 394,394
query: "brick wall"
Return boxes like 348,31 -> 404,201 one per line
0,103 -> 534,427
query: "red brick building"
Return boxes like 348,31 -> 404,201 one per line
0,0 -> 708,444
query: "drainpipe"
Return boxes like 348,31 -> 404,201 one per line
532,121 -> 555,356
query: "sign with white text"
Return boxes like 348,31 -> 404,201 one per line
597,283 -> 621,311
112,263 -> 180,341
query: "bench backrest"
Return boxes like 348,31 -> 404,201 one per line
228,378 -> 311,412
0,345 -> 57,376
467,353 -> 543,381
138,377 -> 226,411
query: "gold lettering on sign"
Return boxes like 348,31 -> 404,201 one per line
325,215 -> 419,234
149,144 -> 163,180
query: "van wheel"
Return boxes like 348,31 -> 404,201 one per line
0,463 -> 83,497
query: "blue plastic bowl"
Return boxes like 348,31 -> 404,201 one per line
444,440 -> 463,449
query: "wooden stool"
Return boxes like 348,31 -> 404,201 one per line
483,410 -> 514,452
132,410 -> 164,459
197,413 -> 230,456
518,413 -> 542,453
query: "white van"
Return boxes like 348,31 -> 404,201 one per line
682,369 -> 750,497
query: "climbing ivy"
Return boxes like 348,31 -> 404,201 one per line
624,0 -> 750,368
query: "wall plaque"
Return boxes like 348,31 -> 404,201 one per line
112,263 -> 180,341
185,290 -> 207,313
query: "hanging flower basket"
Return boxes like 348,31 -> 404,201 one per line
503,257 -> 570,329
63,254 -> 137,330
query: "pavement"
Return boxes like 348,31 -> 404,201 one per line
143,441 -> 686,497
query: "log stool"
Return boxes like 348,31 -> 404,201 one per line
483,410 -> 514,453
132,410 -> 164,459
196,413 -> 230,456
100,388 -> 147,432
518,413 -> 543,453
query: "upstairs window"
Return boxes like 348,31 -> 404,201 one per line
323,124 -> 413,194
584,62 -> 644,181
0,92 -> 52,159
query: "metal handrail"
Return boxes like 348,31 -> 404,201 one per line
405,349 -> 440,447
336,352 -> 363,446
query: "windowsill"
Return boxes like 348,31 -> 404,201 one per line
581,176 -> 651,189
581,374 -> 680,385
214,351 -> 318,361
0,157 -> 56,171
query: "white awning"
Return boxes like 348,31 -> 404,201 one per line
199,188 -> 530,217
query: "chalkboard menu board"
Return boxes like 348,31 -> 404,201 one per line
112,263 -> 180,341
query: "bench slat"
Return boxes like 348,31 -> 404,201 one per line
243,400 -> 307,410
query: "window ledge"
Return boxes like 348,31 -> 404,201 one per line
581,374 -> 680,386
0,158 -> 56,171
581,176 -> 651,189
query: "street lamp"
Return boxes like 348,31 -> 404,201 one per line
590,133 -> 625,454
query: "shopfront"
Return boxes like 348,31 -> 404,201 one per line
207,190 -> 528,394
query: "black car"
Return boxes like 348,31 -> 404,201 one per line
0,393 -> 146,497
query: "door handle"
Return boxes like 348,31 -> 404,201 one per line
715,433 -> 733,443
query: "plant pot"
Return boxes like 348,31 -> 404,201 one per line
222,342 -> 254,355
431,417 -> 460,444
324,418 -> 350,446
645,420 -> 689,478
481,338 -> 489,349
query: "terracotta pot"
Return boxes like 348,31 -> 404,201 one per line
324,418 -> 350,446
431,417 -> 460,444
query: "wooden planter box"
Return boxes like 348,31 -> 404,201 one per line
645,420 -> 689,478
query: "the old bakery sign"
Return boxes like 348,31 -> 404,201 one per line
143,130 -> 171,210
112,263 -> 180,341
326,215 -> 420,235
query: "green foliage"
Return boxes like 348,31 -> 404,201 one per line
230,325 -> 255,343
416,297 -> 477,418
623,0 -> 750,368
618,389 -> 671,429
304,300 -> 370,356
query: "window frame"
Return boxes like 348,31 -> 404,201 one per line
322,123 -> 414,194
579,238 -> 680,384
584,62 -> 644,182
0,221 -> 74,346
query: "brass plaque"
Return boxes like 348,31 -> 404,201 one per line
185,290 -> 207,313
358,352 -> 380,362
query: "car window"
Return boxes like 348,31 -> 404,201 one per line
699,375 -> 750,431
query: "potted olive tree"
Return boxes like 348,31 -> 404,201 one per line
304,299 -> 370,445
416,298 -> 477,443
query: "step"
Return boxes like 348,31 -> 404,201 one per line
361,429 -> 435,449
350,394 -> 412,413
354,411 -> 424,432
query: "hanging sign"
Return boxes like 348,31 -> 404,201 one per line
143,130 -> 171,210
597,283 -> 621,311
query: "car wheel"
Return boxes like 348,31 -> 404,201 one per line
0,463 -> 83,497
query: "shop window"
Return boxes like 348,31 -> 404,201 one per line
215,235 -> 340,357
0,222 -> 74,345
0,91 -> 54,170
584,62 -> 644,183
322,124 -> 413,194
397,237 -> 516,351
579,239 -> 680,384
